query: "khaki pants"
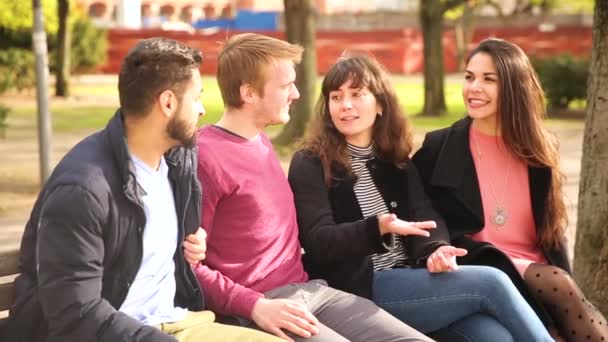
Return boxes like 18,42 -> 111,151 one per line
158,310 -> 281,342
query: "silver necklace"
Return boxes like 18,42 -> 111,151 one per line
471,134 -> 511,229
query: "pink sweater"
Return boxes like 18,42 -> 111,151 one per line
194,125 -> 308,319
469,127 -> 547,276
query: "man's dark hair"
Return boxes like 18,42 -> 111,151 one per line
118,37 -> 202,117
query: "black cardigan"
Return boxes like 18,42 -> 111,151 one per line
411,116 -> 570,326
288,150 -> 449,299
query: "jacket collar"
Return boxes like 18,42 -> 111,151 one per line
429,116 -> 551,230
106,110 -> 142,202
430,117 -> 484,224
105,110 -> 193,202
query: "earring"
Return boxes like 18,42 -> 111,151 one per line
377,112 -> 383,117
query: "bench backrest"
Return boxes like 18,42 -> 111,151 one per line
0,248 -> 20,331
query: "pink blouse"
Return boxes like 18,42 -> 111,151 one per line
468,126 -> 547,276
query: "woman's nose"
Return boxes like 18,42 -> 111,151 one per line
341,98 -> 352,110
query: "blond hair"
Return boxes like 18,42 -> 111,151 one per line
217,33 -> 303,108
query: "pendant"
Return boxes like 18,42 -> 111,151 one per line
491,206 -> 507,228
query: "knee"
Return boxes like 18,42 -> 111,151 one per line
446,314 -> 514,342
540,267 -> 578,296
465,265 -> 513,287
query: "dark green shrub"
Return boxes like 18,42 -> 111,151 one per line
70,15 -> 107,72
532,54 -> 589,111
0,104 -> 9,138
48,15 -> 107,73
0,48 -> 36,93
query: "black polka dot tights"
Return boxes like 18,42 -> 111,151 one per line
524,263 -> 607,342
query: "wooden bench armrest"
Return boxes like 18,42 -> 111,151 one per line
0,249 -> 19,278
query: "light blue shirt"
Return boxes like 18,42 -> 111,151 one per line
119,155 -> 187,325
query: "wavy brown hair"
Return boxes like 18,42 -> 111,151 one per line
467,38 -> 567,249
302,54 -> 413,185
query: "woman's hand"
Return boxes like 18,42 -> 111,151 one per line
426,245 -> 468,273
378,213 -> 436,237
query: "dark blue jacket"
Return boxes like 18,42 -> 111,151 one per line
6,111 -> 203,342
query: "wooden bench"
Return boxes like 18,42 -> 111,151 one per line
0,248 -> 19,334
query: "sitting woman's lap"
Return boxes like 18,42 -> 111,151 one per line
371,265 -> 552,341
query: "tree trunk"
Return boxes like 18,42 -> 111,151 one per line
55,0 -> 70,97
419,0 -> 447,117
573,0 -> 608,316
455,1 -> 474,72
274,0 -> 316,146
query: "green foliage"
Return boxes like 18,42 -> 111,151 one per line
0,48 -> 36,94
0,104 -> 9,127
48,13 -> 107,73
69,15 -> 107,72
547,0 -> 594,14
1,2 -> 106,73
532,54 -> 589,110
0,1 -> 58,33
0,103 -> 9,138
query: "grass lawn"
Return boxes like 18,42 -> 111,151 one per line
5,76 -> 580,138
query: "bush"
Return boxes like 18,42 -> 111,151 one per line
69,15 -> 107,72
48,14 -> 107,73
532,54 -> 589,111
0,104 -> 9,138
0,48 -> 36,93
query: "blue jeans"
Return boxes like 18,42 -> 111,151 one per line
372,266 -> 553,342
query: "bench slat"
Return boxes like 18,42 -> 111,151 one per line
0,282 -> 15,312
0,249 -> 20,277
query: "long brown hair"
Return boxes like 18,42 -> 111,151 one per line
303,54 -> 413,185
467,38 -> 567,249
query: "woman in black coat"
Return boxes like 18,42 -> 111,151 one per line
412,38 -> 607,342
288,54 -> 553,342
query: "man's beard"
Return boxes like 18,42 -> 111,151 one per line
167,104 -> 197,148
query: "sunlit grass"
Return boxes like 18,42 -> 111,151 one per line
10,76 -> 580,136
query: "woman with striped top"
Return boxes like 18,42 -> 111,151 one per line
287,55 -> 552,341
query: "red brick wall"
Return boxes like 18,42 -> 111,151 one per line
100,26 -> 591,75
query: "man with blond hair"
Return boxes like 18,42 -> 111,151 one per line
194,33 -> 431,342
5,37 -> 280,342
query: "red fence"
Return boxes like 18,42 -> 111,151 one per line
100,26 -> 592,75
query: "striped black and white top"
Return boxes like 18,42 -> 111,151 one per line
347,143 -> 409,271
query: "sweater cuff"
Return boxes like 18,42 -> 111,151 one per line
364,215 -> 386,253
381,233 -> 397,251
229,287 -> 264,320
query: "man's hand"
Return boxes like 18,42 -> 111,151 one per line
183,227 -> 207,266
426,245 -> 468,273
251,298 -> 320,341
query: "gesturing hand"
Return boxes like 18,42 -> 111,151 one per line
378,213 -> 436,237
251,298 -> 320,341
426,245 -> 468,273
183,227 -> 207,266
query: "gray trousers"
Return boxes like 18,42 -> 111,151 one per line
243,280 -> 433,342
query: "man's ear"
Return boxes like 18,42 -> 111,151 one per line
240,83 -> 258,105
159,89 -> 177,118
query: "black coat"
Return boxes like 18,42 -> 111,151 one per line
288,150 -> 449,299
411,116 -> 570,326
5,111 -> 204,342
